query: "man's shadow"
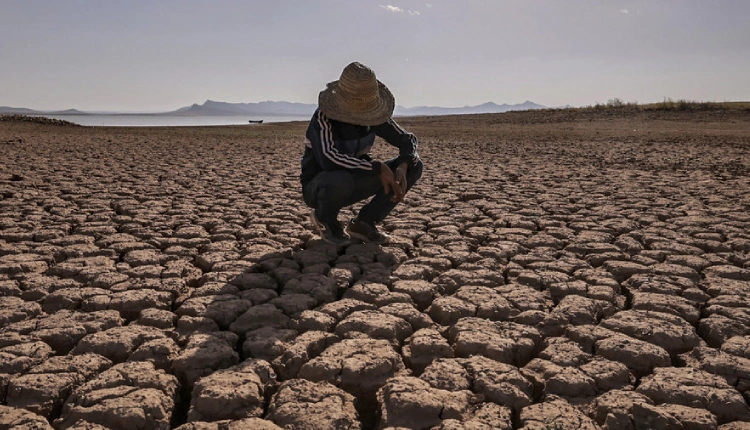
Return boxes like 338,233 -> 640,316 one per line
190,236 -> 413,357
222,238 -> 411,426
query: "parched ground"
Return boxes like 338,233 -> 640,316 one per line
1,110 -> 749,429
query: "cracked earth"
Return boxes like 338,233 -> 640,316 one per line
1,109 -> 749,429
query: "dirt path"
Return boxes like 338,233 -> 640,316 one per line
1,111 -> 749,429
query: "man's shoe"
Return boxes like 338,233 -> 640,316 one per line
310,210 -> 350,245
346,218 -> 390,244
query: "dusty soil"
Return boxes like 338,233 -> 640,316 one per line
1,109 -> 749,429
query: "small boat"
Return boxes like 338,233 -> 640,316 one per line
248,119 -> 263,124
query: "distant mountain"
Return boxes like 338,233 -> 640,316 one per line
2,100 -> 546,117
0,106 -> 40,114
393,101 -> 545,116
166,100 -> 317,116
49,109 -> 88,115
168,100 -> 545,117
0,106 -> 88,115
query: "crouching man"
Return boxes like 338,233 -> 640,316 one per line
300,62 -> 423,245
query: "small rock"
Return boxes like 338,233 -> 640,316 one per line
266,379 -> 359,430
378,376 -> 473,428
188,360 -> 275,422
54,361 -> 179,430
299,338 -> 405,397
172,333 -> 239,389
518,396 -> 599,429
0,404 -> 53,429
637,366 -> 750,423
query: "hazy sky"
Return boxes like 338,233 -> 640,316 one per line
2,0 -> 749,111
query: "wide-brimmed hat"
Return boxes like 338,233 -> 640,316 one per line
318,62 -> 395,126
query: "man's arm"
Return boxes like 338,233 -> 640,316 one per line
373,118 -> 420,167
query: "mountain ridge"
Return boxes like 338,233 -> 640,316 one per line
1,100 -> 546,117
394,101 -> 544,116
0,107 -> 90,115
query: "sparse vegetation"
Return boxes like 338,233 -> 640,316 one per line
586,98 -> 750,112
0,114 -> 81,126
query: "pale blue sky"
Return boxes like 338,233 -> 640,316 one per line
1,0 -> 749,111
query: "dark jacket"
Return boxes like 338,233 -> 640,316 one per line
300,108 -> 419,185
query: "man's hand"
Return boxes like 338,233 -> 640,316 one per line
379,163 -> 404,202
394,162 -> 408,197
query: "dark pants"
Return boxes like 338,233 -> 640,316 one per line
302,157 -> 423,226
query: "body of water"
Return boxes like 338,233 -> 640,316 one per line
34,114 -> 312,127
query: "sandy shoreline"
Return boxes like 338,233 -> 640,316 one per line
1,110 -> 750,429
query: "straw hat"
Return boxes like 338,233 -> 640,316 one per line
318,62 -> 395,126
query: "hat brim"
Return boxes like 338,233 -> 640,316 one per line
318,80 -> 395,126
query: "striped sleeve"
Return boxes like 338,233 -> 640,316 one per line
315,111 -> 373,170
375,118 -> 420,164
386,118 -> 418,157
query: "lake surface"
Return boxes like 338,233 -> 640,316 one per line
35,114 -> 312,127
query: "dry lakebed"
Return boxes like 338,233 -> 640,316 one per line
1,109 -> 750,429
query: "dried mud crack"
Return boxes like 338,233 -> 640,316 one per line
1,110 -> 750,429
